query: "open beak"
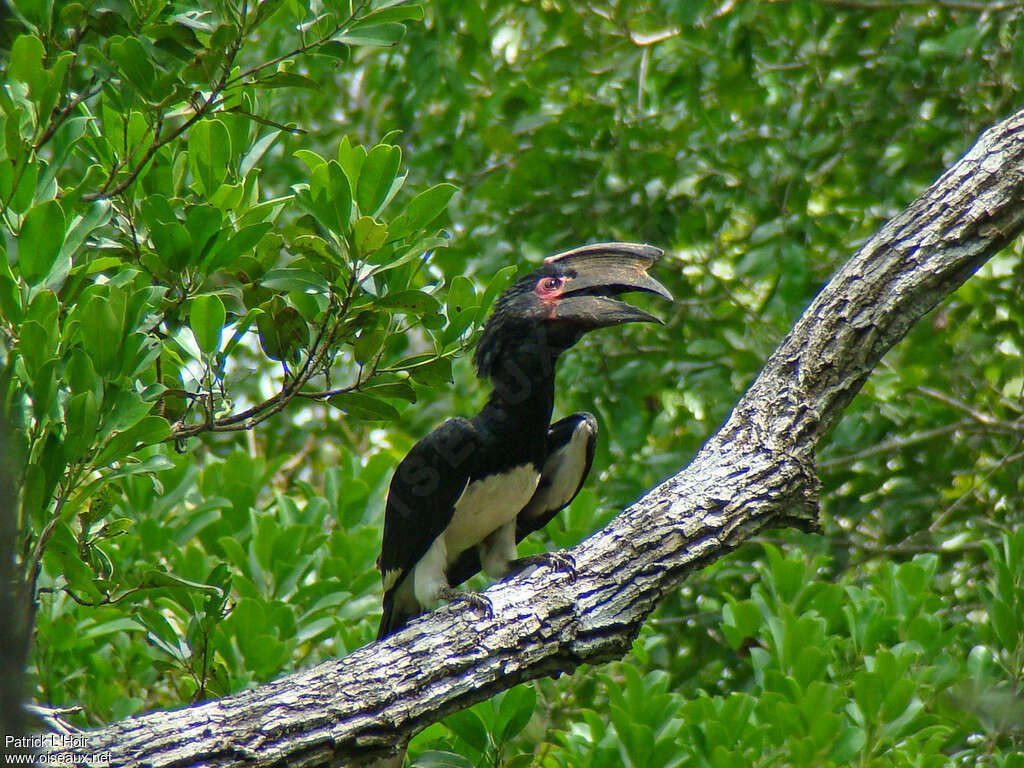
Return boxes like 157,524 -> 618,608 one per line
548,242 -> 673,327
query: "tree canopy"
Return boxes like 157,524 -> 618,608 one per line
2,1 -> 1022,766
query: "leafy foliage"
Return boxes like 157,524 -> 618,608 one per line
2,0 -> 1022,766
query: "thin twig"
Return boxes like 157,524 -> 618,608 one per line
170,273 -> 361,440
819,419 -> 1000,469
83,24 -> 245,202
930,442 -> 1024,532
34,76 -> 107,151
228,0 -> 371,86
917,385 -> 1016,428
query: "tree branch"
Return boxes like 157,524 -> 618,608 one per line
49,108 -> 1024,767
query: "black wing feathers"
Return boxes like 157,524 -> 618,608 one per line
378,418 -> 480,582
515,412 -> 597,540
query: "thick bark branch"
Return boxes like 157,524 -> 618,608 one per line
52,108 -> 1024,767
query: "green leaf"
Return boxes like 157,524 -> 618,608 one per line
260,268 -> 328,293
66,346 -> 101,401
240,131 -> 281,179
721,599 -> 762,649
252,70 -> 319,90
108,36 -> 156,97
103,454 -> 175,481
9,34 -> 46,94
327,392 -> 399,422
99,517 -> 133,537
189,118 -> 232,195
0,256 -> 23,323
357,144 -> 401,216
186,204 -> 224,266
336,136 -> 365,191
830,725 -> 867,763
100,389 -> 152,443
18,321 -> 52,376
65,391 -> 100,461
362,235 -> 448,280
353,216 -> 388,256
390,183 -> 457,239
29,358 -> 59,421
377,289 -> 440,316
333,23 -> 407,48
82,618 -> 144,640
852,670 -> 884,718
990,598 -> 1020,653
141,567 -> 225,595
205,222 -> 274,272
294,149 -> 327,172
412,752 -> 476,768
408,357 -> 452,385
221,308 -> 263,361
144,196 -> 191,271
481,265 -> 517,311
60,200 -> 113,260
296,160 -> 352,234
256,303 -> 307,361
190,294 -> 227,354
19,200 -> 66,284
94,417 -> 171,465
134,607 -> 184,658
446,275 -> 477,316
443,708 -> 489,753
47,524 -> 102,602
26,288 -> 58,331
495,685 -> 536,741
363,377 -> 416,402
353,327 -> 384,364
0,158 -> 38,214
79,294 -> 123,376
359,3 -> 425,25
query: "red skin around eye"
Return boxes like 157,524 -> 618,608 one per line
534,278 -> 564,301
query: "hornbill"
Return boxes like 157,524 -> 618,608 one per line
377,242 -> 672,639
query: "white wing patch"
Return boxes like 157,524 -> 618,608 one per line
412,534 -> 450,608
521,418 -> 595,519
402,467 -> 540,608
444,465 -> 540,557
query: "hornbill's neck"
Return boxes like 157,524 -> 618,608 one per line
475,324 -> 578,434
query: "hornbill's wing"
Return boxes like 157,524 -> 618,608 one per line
515,412 -> 597,540
378,417 -> 480,639
446,412 -> 597,588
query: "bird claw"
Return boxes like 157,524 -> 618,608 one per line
509,551 -> 577,582
438,586 -> 493,619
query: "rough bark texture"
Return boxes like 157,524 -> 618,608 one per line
52,108 -> 1024,767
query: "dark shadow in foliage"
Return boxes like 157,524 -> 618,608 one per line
0,415 -> 28,756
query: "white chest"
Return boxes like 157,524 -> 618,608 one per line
443,465 -> 540,559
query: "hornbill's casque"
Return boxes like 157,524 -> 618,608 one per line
377,243 -> 672,639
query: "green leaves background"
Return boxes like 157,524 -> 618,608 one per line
1,1 -> 1022,766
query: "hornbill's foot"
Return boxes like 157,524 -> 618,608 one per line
508,551 -> 577,582
437,586 -> 493,619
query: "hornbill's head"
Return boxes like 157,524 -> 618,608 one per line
474,242 -> 673,380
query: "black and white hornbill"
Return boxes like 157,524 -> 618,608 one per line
376,242 -> 672,639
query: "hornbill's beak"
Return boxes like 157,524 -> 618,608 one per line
547,242 -> 673,327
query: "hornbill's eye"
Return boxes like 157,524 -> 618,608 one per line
536,276 -> 564,296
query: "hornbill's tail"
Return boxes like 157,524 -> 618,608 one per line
377,590 -> 415,641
